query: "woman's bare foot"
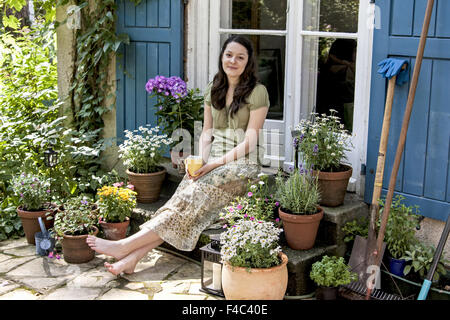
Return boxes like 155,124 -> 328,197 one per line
104,258 -> 137,276
86,235 -> 128,260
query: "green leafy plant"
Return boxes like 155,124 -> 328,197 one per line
220,219 -> 283,269
52,196 -> 98,238
118,125 -> 173,173
275,168 -> 321,215
96,182 -> 137,223
310,255 -> 358,287
378,195 -> 420,259
293,110 -> 352,172
219,173 -> 279,226
342,218 -> 369,243
401,242 -> 450,283
11,173 -> 51,211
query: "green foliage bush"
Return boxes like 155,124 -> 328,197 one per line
378,195 -> 420,259
0,9 -> 124,240
401,242 -> 449,282
310,255 -> 358,287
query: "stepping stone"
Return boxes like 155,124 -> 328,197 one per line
41,287 -> 102,300
121,249 -> 187,282
4,246 -> 37,257
0,256 -> 36,273
99,288 -> 149,300
0,288 -> 38,300
0,279 -> 20,295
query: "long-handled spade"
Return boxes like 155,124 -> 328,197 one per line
348,59 -> 408,293
364,0 -> 435,299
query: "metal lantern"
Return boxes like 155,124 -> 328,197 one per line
44,148 -> 58,168
199,234 -> 224,297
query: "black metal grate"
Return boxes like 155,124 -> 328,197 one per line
340,282 -> 406,300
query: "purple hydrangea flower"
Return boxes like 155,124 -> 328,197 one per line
145,75 -> 188,99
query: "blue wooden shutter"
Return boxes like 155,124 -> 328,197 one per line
365,0 -> 450,221
115,0 -> 183,144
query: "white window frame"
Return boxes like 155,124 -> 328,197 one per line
204,0 -> 375,195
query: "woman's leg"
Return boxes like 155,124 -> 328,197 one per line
86,227 -> 162,260
104,238 -> 164,276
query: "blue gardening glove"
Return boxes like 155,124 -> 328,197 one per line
395,62 -> 409,85
377,58 -> 409,85
377,58 -> 394,76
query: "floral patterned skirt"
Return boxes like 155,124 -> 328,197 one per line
139,158 -> 261,251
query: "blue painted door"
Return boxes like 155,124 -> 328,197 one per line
115,0 -> 183,143
365,0 -> 450,221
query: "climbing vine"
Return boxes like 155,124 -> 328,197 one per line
55,0 -> 130,192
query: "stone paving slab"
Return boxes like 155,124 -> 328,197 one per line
0,238 -> 217,300
152,292 -> 207,300
0,256 -> 36,274
121,249 -> 188,282
0,279 -> 20,295
41,287 -> 104,300
4,246 -> 37,257
0,253 -> 11,264
0,238 -> 28,250
99,288 -> 150,300
0,288 -> 39,300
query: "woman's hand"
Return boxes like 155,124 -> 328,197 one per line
186,162 -> 219,181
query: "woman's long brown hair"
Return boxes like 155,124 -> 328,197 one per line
211,35 -> 258,117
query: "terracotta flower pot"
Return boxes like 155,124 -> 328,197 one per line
221,252 -> 288,300
278,206 -> 324,250
100,217 -> 130,240
126,168 -> 166,203
314,164 -> 352,207
17,203 -> 56,245
61,226 -> 99,264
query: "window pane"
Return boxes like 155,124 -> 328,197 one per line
220,34 -> 285,120
221,0 -> 287,30
303,0 -> 359,33
315,37 -> 357,132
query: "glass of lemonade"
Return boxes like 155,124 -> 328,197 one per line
184,155 -> 203,177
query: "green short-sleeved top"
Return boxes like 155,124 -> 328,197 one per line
204,81 -> 270,164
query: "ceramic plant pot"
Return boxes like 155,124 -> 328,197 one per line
314,164 -> 352,207
278,206 -> 324,250
17,203 -> 56,245
126,168 -> 166,203
388,256 -> 407,277
316,286 -> 338,300
61,226 -> 99,264
221,252 -> 288,300
100,217 -> 130,240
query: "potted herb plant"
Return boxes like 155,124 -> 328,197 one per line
378,195 -> 420,277
11,173 -> 56,245
118,125 -> 172,203
293,110 -> 353,207
275,168 -> 322,250
53,196 -> 99,264
96,182 -> 137,240
145,75 -> 204,168
401,242 -> 449,283
310,255 -> 358,300
220,218 -> 288,300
